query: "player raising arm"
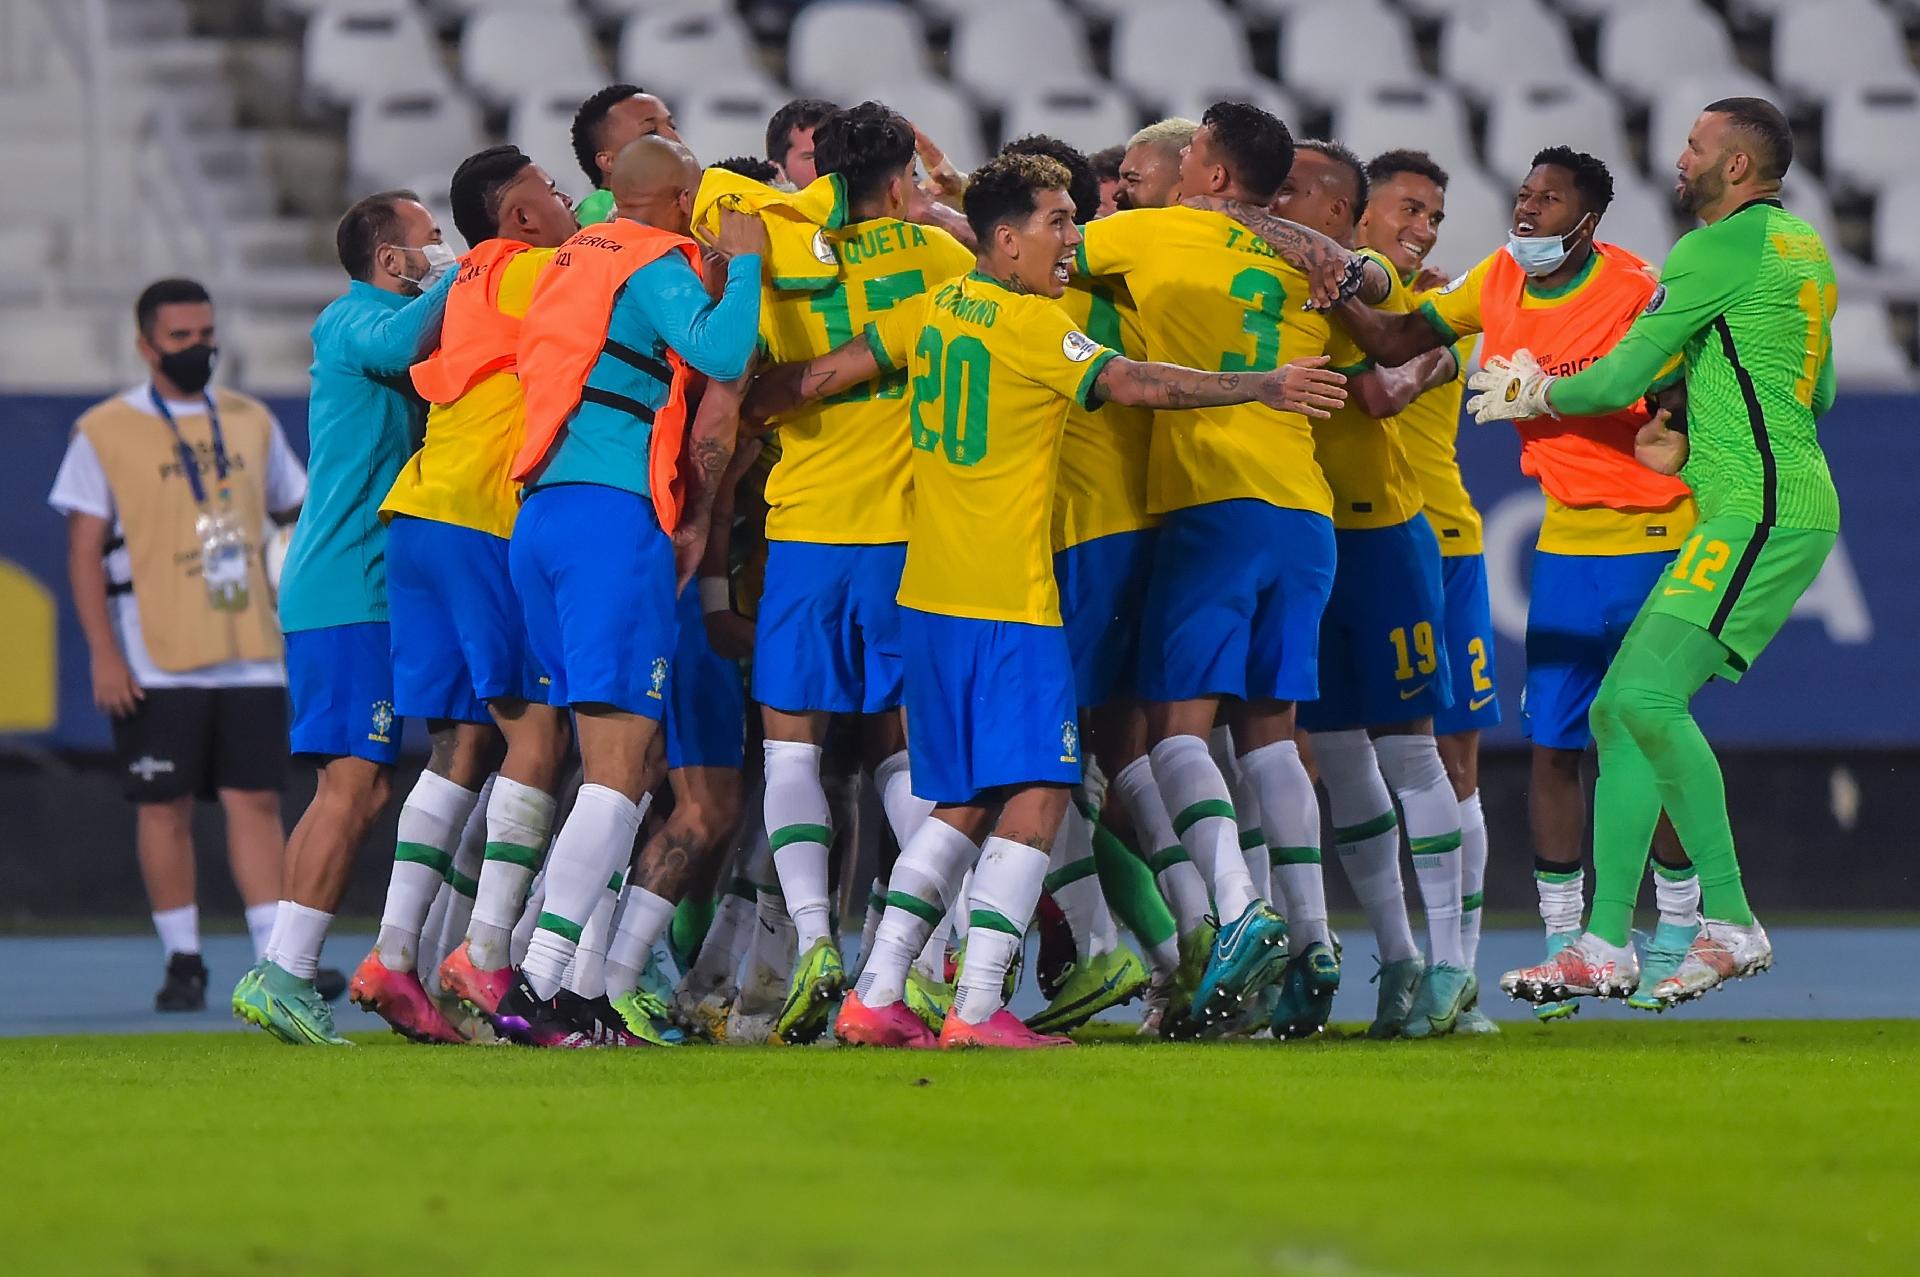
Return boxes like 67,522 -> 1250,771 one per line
1476,97 -> 1838,1009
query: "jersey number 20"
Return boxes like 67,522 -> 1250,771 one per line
910,330 -> 990,466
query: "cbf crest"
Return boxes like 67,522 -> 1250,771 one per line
1059,720 -> 1079,764
648,657 -> 669,700
369,700 -> 395,745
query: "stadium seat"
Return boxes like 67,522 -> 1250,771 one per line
460,8 -> 605,108
1239,0 -> 1349,17
1335,82 -> 1477,182
1644,71 -> 1777,177
866,78 -> 984,171
1276,0 -> 1419,105
1001,87 -> 1141,159
1397,0 -> 1489,16
789,1 -> 931,103
586,0 -> 741,18
0,310 -> 113,392
1824,81 -> 1920,196
1596,176 -> 1679,265
347,92 -> 484,193
508,87 -> 612,195
226,311 -> 319,395
1597,0 -> 1739,104
1484,79 -> 1633,186
1077,0 -> 1182,18
1110,0 -> 1281,114
1430,163 -> 1512,265
675,89 -> 782,169
917,0 -> 1040,24
1161,84 -> 1300,135
1829,301 -> 1915,389
428,0 -> 574,26
303,3 -> 448,107
1772,0 -> 1917,103
616,6 -> 776,103
1438,0 -> 1579,101
951,4 -> 1098,108
1871,176 -> 1920,276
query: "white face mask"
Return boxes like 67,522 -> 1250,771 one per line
1505,215 -> 1594,278
388,240 -> 457,288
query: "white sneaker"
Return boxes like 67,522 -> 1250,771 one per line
1645,918 -> 1772,1005
1498,931 -> 1640,1003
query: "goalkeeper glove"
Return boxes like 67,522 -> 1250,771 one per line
1466,350 -> 1558,423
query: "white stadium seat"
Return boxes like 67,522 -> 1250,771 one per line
348,92 -> 484,193
1110,0 -> 1276,113
226,311 -> 319,396
1438,0 -> 1578,101
1871,176 -> 1920,276
1484,79 -> 1633,187
428,0 -> 574,26
865,78 -> 984,171
789,1 -> 931,102
1001,87 -> 1140,158
1824,81 -> 1920,196
1772,0 -> 1917,103
0,310 -> 115,392
303,4 -> 447,107
675,89 -> 782,168
951,4 -> 1097,108
460,8 -> 604,107
1335,82 -> 1477,182
1829,301 -> 1915,389
586,0 -> 741,19
1429,163 -> 1512,266
1160,84 -> 1300,136
1644,71 -> 1777,179
617,6 -> 775,103
1597,0 -> 1739,104
1597,176 -> 1678,266
508,89 -> 609,196
1277,0 -> 1419,105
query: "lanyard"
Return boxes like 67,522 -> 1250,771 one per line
149,386 -> 229,509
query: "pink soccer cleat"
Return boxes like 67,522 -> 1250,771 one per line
938,1009 -> 1075,1049
437,941 -> 524,1039
834,989 -> 938,1048
349,952 -> 463,1044
1499,932 -> 1640,1005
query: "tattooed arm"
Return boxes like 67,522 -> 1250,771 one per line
1179,195 -> 1390,308
674,367 -> 752,591
741,337 -> 887,424
1095,354 -> 1349,417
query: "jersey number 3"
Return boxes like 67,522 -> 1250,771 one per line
1220,267 -> 1285,373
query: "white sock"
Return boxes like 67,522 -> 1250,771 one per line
952,836 -> 1050,1024
1150,734 -> 1256,919
1652,862 -> 1702,930
511,871 -> 544,967
855,876 -> 887,977
153,904 -> 199,958
683,877 -> 756,996
267,901 -> 331,980
1459,789 -> 1488,968
377,771 -> 481,972
1241,739 -> 1330,950
521,784 -> 644,999
603,884 -> 675,999
763,739 -> 834,951
469,776 -> 556,969
1375,734 -> 1465,968
914,911 -> 953,982
1047,803 -> 1116,962
1111,754 -> 1210,933
855,816 -> 978,1008
873,748 -> 934,848
1318,730 -> 1419,964
1226,757 -> 1272,906
562,869 -> 625,999
243,903 -> 277,960
1535,863 -> 1584,935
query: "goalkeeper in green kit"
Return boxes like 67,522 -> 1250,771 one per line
1468,98 -> 1838,1011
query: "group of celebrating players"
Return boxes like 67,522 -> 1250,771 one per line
229,76 -> 1841,1050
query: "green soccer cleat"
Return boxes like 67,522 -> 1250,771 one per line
1535,930 -> 1584,1022
609,989 -> 678,1046
1269,941 -> 1341,1040
1626,921 -> 1702,1012
1026,947 -> 1150,1035
772,938 -> 844,1045
1157,921 -> 1217,1039
1189,902 -> 1290,1029
1455,1007 -> 1501,1034
233,961 -> 352,1046
1367,956 -> 1425,1039
903,965 -> 954,1035
1402,962 -> 1478,1038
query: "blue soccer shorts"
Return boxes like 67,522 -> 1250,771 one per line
1432,552 -> 1503,736
1300,515 -> 1455,732
752,539 -> 908,715
1054,526 -> 1157,709
666,583 -> 745,771
286,621 -> 402,765
386,514 -> 546,724
1523,548 -> 1673,750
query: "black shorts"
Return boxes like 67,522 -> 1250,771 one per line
109,686 -> 289,803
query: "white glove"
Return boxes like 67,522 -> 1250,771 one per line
1466,349 -> 1557,423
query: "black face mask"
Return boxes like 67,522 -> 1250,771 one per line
158,343 -> 218,395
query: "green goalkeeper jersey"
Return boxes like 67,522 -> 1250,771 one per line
1550,198 -> 1840,532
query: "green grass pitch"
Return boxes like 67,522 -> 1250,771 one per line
4,1021 -> 1914,1275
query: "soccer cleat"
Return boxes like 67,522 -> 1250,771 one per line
1137,970 -> 1174,1036
313,967 -> 348,1003
1026,947 -> 1150,1035
1189,902 -> 1289,1027
1640,918 -> 1772,1007
834,989 -> 937,1049
233,961 -> 352,1046
1500,932 -> 1639,1005
1626,921 -> 1704,1012
1034,893 -> 1075,1000
773,938 -> 845,1045
1157,922 -> 1217,1039
723,1004 -> 777,1046
552,989 -> 655,1047
939,1008 -> 1074,1049
427,981 -> 498,1044
670,986 -> 733,1043
1402,962 -> 1478,1038
1455,1006 -> 1501,1034
609,989 -> 678,1046
349,953 -> 463,1044
1533,931 -> 1584,1021
903,965 -> 954,1034
156,952 -> 208,1012
437,940 -> 523,1040
1269,941 -> 1341,1040
494,973 -> 602,1048
1367,956 -> 1425,1039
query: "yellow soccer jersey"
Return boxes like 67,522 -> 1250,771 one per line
1052,277 -> 1154,551
1393,326 -> 1482,556
1077,206 -> 1334,518
380,247 -> 554,538
759,216 -> 974,544
866,272 -> 1118,625
1316,249 -> 1426,531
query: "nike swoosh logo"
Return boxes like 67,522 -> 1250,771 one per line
1469,693 -> 1496,711
1662,586 -> 1694,596
1399,683 -> 1431,701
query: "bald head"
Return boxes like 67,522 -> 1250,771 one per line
612,135 -> 701,234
